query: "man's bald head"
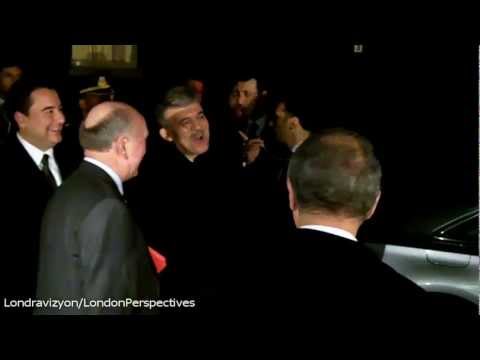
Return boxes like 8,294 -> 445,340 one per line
84,102 -> 132,127
80,101 -> 143,151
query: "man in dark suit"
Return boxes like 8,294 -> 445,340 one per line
127,86 -> 246,312
128,86 -> 219,304
224,76 -> 276,168
0,79 -> 79,312
0,60 -> 23,144
261,93 -> 313,237
276,129 -> 430,319
35,102 -> 159,315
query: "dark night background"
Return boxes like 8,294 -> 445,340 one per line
4,36 -> 478,234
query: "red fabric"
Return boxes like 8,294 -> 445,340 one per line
148,247 -> 167,273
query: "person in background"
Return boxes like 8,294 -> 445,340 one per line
79,75 -> 114,120
0,60 -> 23,143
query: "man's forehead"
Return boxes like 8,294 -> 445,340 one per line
236,79 -> 258,93
1,66 -> 22,76
166,102 -> 202,121
276,102 -> 286,112
31,88 -> 60,105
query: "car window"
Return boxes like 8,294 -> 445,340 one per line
442,216 -> 479,254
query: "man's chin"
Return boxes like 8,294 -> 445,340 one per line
233,109 -> 245,119
193,144 -> 209,156
49,136 -> 63,147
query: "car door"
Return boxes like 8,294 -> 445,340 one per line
381,211 -> 479,304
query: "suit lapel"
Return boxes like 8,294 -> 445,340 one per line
12,136 -> 53,188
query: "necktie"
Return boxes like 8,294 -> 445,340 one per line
247,121 -> 259,139
41,154 -> 57,189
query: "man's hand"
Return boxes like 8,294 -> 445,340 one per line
244,138 -> 265,164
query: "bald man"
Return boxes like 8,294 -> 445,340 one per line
35,102 -> 159,315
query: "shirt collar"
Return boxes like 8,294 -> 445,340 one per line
300,224 -> 357,242
291,142 -> 302,153
84,157 -> 124,195
17,132 -> 54,167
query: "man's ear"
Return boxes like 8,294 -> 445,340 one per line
159,128 -> 173,142
14,111 -> 27,129
366,191 -> 381,220
287,178 -> 298,212
114,136 -> 129,159
287,178 -> 300,227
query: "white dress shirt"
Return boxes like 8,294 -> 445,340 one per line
84,157 -> 124,195
17,133 -> 62,186
300,224 -> 357,242
291,142 -> 302,153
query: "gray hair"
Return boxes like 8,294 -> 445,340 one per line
79,108 -> 132,151
155,86 -> 197,128
288,129 -> 382,219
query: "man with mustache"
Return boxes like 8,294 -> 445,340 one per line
158,86 -> 210,162
0,78 -> 79,312
228,77 -> 271,166
127,86 -> 229,310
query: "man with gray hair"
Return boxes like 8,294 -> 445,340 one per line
35,102 -> 159,314
156,85 -> 210,161
281,129 -> 429,318
128,86 -> 230,306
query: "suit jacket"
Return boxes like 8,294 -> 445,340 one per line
0,135 -> 79,309
35,161 -> 159,315
0,102 -> 11,145
127,144 -> 229,304
254,228 -> 430,321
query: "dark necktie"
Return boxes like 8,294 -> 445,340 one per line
247,121 -> 259,139
41,154 -> 57,189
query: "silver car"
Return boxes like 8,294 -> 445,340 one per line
364,206 -> 479,306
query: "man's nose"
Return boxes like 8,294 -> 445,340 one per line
238,94 -> 247,106
55,111 -> 66,125
193,118 -> 203,130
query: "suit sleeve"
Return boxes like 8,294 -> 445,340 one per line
78,198 -> 153,314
